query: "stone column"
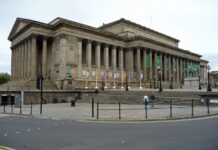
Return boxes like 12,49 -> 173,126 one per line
95,42 -> 101,70
24,40 -> 28,79
129,48 -> 134,74
77,38 -> 82,78
176,57 -> 179,82
86,40 -> 92,73
20,42 -> 24,80
143,48 -> 147,80
119,48 -> 123,69
22,41 -> 25,80
42,37 -> 48,78
15,46 -> 18,80
27,38 -> 32,79
136,47 -> 141,77
154,51 -> 157,80
159,52 -> 163,80
104,44 -> 109,69
10,48 -> 14,80
112,46 -> 117,71
172,56 -> 176,82
31,35 -> 37,79
180,58 -> 183,82
168,55 -> 171,81
149,49 -> 153,80
164,53 -> 167,81
18,44 -> 22,80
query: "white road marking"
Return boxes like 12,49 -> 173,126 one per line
16,131 -> 20,134
4,134 -> 8,137
37,127 -> 40,130
27,129 -> 31,132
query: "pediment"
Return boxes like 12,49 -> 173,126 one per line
8,18 -> 30,40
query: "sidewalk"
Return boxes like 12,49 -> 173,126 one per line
1,103 -> 218,121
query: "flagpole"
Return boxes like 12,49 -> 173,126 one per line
85,69 -> 88,89
104,69 -> 107,89
121,68 -> 124,89
128,72 -> 131,89
139,72 -> 142,89
113,70 -> 116,89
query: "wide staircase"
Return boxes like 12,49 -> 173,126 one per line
80,90 -> 203,104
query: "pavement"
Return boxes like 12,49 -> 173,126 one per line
1,102 -> 218,121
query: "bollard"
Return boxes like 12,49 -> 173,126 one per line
207,99 -> 210,114
3,105 -> 5,113
170,100 -> 172,118
97,102 -> 99,119
92,98 -> 94,118
20,100 -> 22,114
191,99 -> 194,117
119,102 -> 121,120
30,101 -> 33,115
145,101 -> 148,119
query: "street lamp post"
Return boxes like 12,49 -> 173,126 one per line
207,65 -> 212,92
170,74 -> 173,89
125,75 -> 128,91
159,69 -> 163,92
153,76 -> 156,89
199,74 -> 201,90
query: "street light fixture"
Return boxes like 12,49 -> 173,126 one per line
207,65 -> 212,92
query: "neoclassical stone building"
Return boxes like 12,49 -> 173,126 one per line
8,17 -> 207,89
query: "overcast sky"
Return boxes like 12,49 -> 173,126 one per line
0,0 -> 218,74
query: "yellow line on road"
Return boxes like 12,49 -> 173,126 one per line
0,146 -> 15,150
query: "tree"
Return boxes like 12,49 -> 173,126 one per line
0,72 -> 10,85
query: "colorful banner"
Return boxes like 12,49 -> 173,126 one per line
105,69 -> 108,80
86,69 -> 89,77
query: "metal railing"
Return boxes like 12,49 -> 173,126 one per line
91,98 -> 218,120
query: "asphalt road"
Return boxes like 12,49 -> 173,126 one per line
0,115 -> 218,150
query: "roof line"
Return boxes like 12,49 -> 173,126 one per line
99,18 -> 180,42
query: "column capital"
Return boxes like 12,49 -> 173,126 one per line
87,39 -> 92,44
96,41 -> 101,46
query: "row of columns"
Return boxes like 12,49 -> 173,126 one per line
77,38 -> 199,82
11,35 -> 48,81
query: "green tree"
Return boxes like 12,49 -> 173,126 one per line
0,72 -> 10,85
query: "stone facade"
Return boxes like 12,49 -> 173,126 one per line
8,17 -> 207,90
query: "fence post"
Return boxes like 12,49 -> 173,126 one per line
97,102 -> 99,119
92,98 -> 94,118
170,100 -> 172,118
20,100 -> 22,114
191,99 -> 194,117
145,101 -> 147,119
30,101 -> 33,115
119,102 -> 121,120
207,99 -> 210,114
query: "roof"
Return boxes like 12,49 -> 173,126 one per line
99,18 -> 180,42
8,17 -> 51,40
8,17 -> 202,58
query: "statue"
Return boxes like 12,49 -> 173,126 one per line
184,64 -> 200,77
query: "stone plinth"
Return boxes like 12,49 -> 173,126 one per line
183,77 -> 199,89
